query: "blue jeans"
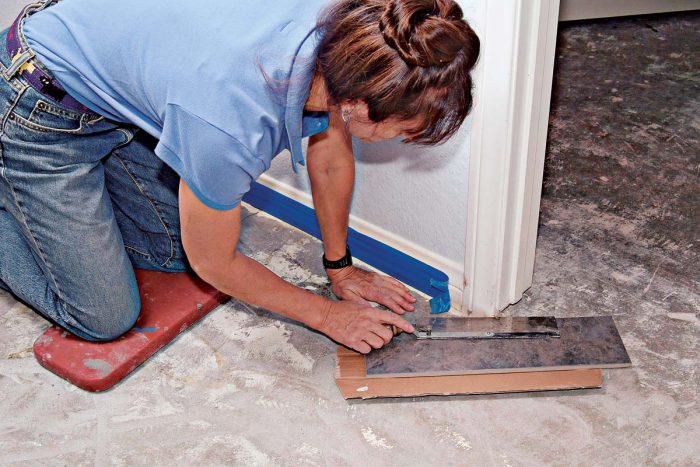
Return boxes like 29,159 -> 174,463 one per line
0,26 -> 187,341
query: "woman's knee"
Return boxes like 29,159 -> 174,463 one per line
64,284 -> 142,342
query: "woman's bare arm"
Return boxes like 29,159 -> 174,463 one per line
307,109 -> 416,313
307,109 -> 354,261
178,180 -> 414,353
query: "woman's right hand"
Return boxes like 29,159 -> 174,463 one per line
316,300 -> 415,354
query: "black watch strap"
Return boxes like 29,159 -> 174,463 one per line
323,246 -> 353,269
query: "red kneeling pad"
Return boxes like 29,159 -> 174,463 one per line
33,269 -> 228,392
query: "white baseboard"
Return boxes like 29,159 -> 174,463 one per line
257,174 -> 466,311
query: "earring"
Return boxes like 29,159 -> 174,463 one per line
341,108 -> 351,123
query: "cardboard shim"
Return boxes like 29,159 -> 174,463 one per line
336,348 -> 603,400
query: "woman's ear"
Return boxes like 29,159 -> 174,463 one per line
339,100 -> 370,124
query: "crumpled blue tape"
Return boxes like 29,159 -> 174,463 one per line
429,279 -> 451,314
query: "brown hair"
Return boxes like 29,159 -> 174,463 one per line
316,0 -> 480,145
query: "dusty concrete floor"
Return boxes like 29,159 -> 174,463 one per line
1,11 -> 699,467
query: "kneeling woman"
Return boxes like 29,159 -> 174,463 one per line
0,0 -> 479,354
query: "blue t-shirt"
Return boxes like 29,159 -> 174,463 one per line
24,0 -> 330,209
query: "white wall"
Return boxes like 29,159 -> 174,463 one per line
264,122 -> 472,275
265,1 -> 481,293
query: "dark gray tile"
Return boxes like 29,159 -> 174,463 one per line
366,316 -> 631,377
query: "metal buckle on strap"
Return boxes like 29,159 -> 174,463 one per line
3,49 -> 35,80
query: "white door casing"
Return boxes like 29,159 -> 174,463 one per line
463,0 -> 561,316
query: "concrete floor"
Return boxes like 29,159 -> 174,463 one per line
1,11 -> 699,467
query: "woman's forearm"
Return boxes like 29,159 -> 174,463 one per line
307,110 -> 355,261
197,251 -> 330,330
309,161 -> 353,260
179,180 -> 330,330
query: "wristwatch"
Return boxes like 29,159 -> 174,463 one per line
323,246 -> 353,269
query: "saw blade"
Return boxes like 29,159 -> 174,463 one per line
410,316 -> 560,339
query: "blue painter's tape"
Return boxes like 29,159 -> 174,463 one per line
428,279 -> 451,314
133,327 -> 158,332
430,278 -> 450,290
242,182 -> 452,308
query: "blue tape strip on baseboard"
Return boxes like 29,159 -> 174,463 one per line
242,182 -> 452,313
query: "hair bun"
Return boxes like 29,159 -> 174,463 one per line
379,0 -> 472,68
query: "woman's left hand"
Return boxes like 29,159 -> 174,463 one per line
326,266 -> 416,314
